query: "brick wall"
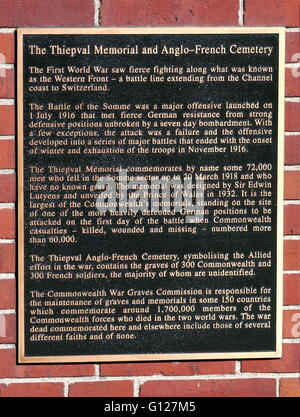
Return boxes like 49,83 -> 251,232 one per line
0,0 -> 299,398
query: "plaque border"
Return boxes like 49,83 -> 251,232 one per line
17,27 -> 285,364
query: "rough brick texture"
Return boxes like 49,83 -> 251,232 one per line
0,33 -> 15,64
0,0 -> 95,27
284,274 -> 300,305
101,0 -> 239,26
284,171 -> 300,200
140,378 -> 276,397
283,309 -> 300,338
0,243 -> 15,273
101,360 -> 235,377
0,348 -> 95,378
284,240 -> 300,270
0,106 -> 15,135
0,68 -> 14,98
69,381 -> 134,397
0,174 -> 16,202
285,102 -> 300,132
280,378 -> 300,397
0,141 -> 15,169
285,135 -> 300,165
245,0 -> 300,27
0,382 -> 64,397
285,68 -> 300,97
0,279 -> 16,309
242,344 -> 300,373
284,204 -> 300,235
0,208 -> 15,238
286,32 -> 300,62
0,314 -> 16,343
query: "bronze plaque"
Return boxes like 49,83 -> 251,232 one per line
18,28 -> 285,363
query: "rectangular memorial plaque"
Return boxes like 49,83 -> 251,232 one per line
18,27 -> 285,363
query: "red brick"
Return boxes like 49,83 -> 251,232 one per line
0,68 -> 14,99
245,0 -> 300,27
0,348 -> 95,378
285,102 -> 300,132
140,378 -> 276,397
0,0 -> 94,27
0,208 -> 15,238
0,279 -> 16,309
101,0 -> 239,26
242,343 -> 300,373
0,382 -> 64,397
285,135 -> 300,165
0,33 -> 15,64
69,381 -> 134,397
284,274 -> 300,305
0,140 -> 15,169
285,68 -> 300,97
280,378 -> 300,397
286,32 -> 300,63
284,171 -> 300,199
0,314 -> 16,344
101,360 -> 235,377
0,106 -> 15,135
284,240 -> 300,270
283,309 -> 300,338
0,243 -> 15,273
284,204 -> 300,235
0,174 -> 16,202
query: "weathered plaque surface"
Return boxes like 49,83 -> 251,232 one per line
18,28 -> 284,363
